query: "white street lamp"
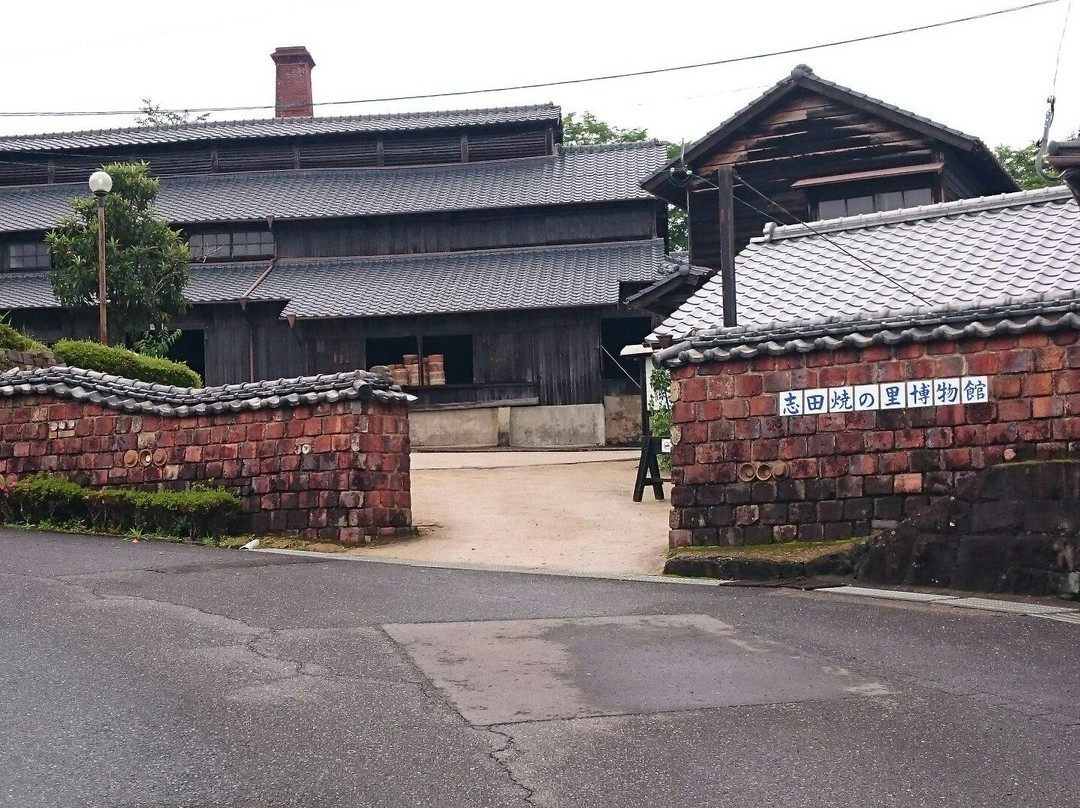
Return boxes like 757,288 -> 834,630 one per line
88,170 -> 112,344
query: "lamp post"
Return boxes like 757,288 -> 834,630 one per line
88,170 -> 112,344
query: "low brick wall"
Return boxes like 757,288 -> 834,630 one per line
0,368 -> 412,542
667,329 -> 1080,547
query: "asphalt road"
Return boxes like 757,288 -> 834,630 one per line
1,528 -> 1076,808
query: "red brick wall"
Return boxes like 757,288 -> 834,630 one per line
668,329 -> 1080,547
0,396 -> 411,542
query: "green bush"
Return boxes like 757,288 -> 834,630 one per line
0,321 -> 50,354
8,475 -> 239,541
52,339 -> 201,388
8,473 -> 86,522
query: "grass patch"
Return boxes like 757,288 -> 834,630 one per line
666,537 -> 867,564
218,534 -> 352,553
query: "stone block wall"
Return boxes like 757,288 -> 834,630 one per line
667,329 -> 1080,547
0,368 -> 412,542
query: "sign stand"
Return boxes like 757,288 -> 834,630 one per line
633,436 -> 666,502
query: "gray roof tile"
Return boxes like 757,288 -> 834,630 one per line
650,186 -> 1080,343
655,292 -> 1080,367
251,240 -> 668,319
0,105 -> 561,153
0,366 -> 412,411
0,142 -> 667,234
0,262 -> 273,310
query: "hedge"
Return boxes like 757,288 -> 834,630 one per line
0,322 -> 50,354
52,340 -> 202,388
4,473 -> 240,540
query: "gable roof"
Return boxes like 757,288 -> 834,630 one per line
0,141 -> 668,234
641,65 -> 1017,203
649,185 -> 1080,344
0,104 -> 561,154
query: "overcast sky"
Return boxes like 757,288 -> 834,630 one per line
1,0 -> 1076,150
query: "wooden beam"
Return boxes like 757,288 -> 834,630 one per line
791,161 -> 944,188
717,166 -> 737,328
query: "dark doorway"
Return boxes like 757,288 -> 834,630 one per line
601,317 -> 651,393
168,329 -> 206,382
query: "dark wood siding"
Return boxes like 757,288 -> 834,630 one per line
0,123 -> 557,187
682,88 -> 987,264
274,202 -> 658,259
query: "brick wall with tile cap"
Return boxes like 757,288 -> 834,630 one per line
0,367 -> 413,542
663,329 -> 1080,548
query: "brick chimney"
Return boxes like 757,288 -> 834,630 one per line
271,46 -> 315,118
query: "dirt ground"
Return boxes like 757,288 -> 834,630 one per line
347,451 -> 671,575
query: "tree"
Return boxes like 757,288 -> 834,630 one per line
46,162 -> 191,345
562,111 -> 648,146
135,99 -> 209,127
994,142 -> 1063,191
563,111 -> 687,250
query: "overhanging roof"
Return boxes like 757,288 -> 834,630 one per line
0,104 -> 561,154
0,141 -> 668,234
1048,140 -> 1080,201
641,65 -> 1017,205
650,185 -> 1080,344
250,239 -> 668,319
0,240 -> 669,319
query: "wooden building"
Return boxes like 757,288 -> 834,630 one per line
628,65 -> 1019,323
0,47 -> 668,447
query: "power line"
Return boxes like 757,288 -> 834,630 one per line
734,175 -> 937,308
0,0 -> 1059,120
671,167 -> 935,308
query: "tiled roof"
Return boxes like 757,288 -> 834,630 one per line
641,65 -> 1016,198
655,292 -> 1080,368
0,367 -> 412,412
650,186 -> 1080,343
0,262 -> 274,310
250,239 -> 668,319
0,142 -> 668,233
0,240 -> 667,317
0,105 -> 561,153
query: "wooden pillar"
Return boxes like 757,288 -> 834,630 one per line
717,166 -> 737,328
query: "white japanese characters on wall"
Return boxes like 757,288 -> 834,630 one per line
777,376 -> 989,417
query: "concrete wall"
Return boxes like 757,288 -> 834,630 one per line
667,328 -> 1080,548
411,408 -> 500,449
412,403 -> 610,449
509,404 -> 605,448
604,394 -> 642,445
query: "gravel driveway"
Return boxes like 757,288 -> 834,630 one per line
348,451 -> 670,574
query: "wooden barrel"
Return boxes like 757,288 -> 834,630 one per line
406,364 -> 420,386
391,365 -> 409,385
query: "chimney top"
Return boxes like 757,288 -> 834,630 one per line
271,46 -> 316,118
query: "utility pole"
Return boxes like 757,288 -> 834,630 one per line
717,166 -> 737,328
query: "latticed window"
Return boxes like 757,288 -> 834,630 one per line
188,231 -> 273,260
8,242 -> 51,270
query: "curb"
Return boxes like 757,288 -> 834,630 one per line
815,584 -> 1079,619
250,547 -> 727,586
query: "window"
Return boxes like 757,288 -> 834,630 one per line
365,334 -> 474,386
814,187 -> 933,220
188,230 -> 273,261
8,242 -> 50,270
